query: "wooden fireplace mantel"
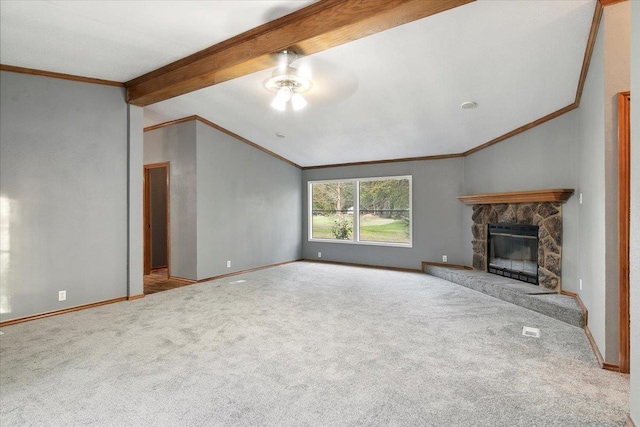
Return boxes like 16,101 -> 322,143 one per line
457,189 -> 575,205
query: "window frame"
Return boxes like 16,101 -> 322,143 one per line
308,175 -> 412,248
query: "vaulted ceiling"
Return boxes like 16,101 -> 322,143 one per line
0,0 -> 598,168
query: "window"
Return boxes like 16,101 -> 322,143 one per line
309,176 -> 412,247
310,181 -> 354,241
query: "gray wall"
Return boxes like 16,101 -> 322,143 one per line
143,120 -> 302,282
302,158 -> 465,270
577,18 -> 608,361
461,3 -> 630,364
195,122 -> 302,280
144,121 -> 197,281
629,0 -> 639,421
603,1 -> 630,363
574,3 -> 631,364
468,5 -> 638,364
462,110 -> 579,294
128,104 -> 144,297
0,71 -> 129,321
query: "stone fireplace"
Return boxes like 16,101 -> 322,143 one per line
458,189 -> 574,292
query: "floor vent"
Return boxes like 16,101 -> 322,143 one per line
522,326 -> 541,338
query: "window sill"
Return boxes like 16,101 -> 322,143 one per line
308,238 -> 412,248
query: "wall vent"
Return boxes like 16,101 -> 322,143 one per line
522,326 -> 541,338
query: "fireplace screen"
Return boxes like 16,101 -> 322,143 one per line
488,223 -> 539,284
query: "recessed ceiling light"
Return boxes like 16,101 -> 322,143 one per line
276,132 -> 285,138
461,101 -> 478,109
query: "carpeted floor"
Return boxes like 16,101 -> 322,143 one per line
0,262 -> 629,426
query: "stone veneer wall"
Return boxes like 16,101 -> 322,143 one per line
471,202 -> 563,291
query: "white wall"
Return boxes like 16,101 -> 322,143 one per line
144,121 -> 198,281
629,0 -> 639,422
0,71 -> 129,321
195,121 -> 302,280
302,158 -> 465,270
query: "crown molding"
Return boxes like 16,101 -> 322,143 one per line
143,116 -> 198,132
144,116 -> 301,169
0,64 -> 124,87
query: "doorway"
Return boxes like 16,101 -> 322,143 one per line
144,162 -> 170,277
618,91 -> 630,374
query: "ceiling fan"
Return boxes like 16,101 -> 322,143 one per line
263,50 -> 312,111
261,48 -> 360,114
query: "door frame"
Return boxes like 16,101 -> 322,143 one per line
143,162 -> 170,276
618,91 -> 630,374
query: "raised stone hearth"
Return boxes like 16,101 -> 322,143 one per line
423,265 -> 584,327
458,189 -> 574,293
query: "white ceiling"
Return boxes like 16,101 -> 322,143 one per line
0,0 -> 595,167
0,0 -> 316,81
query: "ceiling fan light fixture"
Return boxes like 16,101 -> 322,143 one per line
276,86 -> 292,102
264,50 -> 312,111
291,93 -> 307,111
271,95 -> 287,111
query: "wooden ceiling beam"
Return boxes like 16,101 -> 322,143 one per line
599,0 -> 627,7
125,0 -> 473,106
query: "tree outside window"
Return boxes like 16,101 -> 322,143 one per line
311,181 -> 354,240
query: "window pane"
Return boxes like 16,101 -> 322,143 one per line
359,178 -> 410,244
311,182 -> 354,240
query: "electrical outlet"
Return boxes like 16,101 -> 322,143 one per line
442,255 -> 448,263
227,261 -> 231,268
579,279 -> 583,291
58,290 -> 66,301
318,252 -> 322,258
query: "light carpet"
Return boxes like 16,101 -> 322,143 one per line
0,262 -> 629,426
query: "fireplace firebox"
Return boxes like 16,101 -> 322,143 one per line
488,223 -> 539,285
